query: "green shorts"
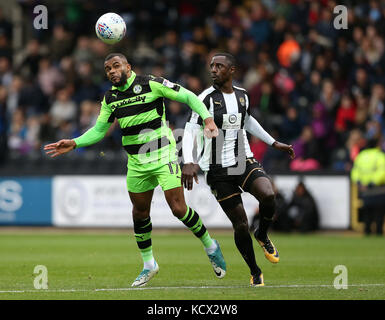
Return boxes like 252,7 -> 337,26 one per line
126,161 -> 182,193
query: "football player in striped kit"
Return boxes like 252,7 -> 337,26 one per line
44,53 -> 227,287
182,53 -> 295,286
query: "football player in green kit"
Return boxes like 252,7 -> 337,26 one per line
44,53 -> 226,287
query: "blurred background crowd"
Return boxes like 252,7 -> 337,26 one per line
0,0 -> 384,174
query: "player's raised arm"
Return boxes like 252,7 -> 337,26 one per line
44,98 -> 113,158
149,78 -> 218,138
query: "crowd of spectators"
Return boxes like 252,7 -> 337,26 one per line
0,0 -> 384,173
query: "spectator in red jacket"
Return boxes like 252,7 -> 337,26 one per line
335,93 -> 356,133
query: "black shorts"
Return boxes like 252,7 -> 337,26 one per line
206,158 -> 269,210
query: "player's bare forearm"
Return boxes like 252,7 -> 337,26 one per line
44,139 -> 76,158
203,117 -> 219,138
272,141 -> 295,159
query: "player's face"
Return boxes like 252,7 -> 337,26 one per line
209,56 -> 234,86
104,56 -> 131,86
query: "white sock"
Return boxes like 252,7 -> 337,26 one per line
143,258 -> 156,270
204,240 -> 218,255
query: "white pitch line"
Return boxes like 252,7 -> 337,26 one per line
0,283 -> 384,294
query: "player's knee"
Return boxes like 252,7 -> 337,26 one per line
219,195 -> 242,212
169,200 -> 188,219
226,203 -> 249,233
132,207 -> 150,220
233,220 -> 249,235
260,193 -> 275,207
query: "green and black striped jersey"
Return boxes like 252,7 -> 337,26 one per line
95,71 -> 211,170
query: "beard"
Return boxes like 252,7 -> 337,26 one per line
212,74 -> 230,87
213,78 -> 223,86
113,71 -> 128,87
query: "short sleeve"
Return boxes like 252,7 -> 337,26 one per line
187,92 -> 211,126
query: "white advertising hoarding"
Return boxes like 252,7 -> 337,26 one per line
53,175 -> 350,229
271,175 -> 350,229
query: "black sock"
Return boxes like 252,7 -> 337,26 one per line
257,199 -> 275,241
234,230 -> 261,277
133,217 -> 153,262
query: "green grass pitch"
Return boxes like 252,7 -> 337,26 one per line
0,229 -> 384,300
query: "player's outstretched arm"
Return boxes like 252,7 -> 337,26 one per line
44,121 -> 111,158
272,141 -> 295,159
245,114 -> 295,159
44,139 -> 76,158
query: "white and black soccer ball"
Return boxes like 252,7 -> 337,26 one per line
95,13 -> 126,45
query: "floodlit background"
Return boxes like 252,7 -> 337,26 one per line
0,0 -> 384,232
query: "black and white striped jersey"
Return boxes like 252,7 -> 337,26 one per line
183,85 -> 254,172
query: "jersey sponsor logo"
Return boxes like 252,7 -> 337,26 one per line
111,95 -> 146,109
229,114 -> 237,124
133,84 -> 142,94
222,113 -> 241,130
239,97 -> 245,106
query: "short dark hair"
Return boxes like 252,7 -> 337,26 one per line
213,52 -> 236,67
104,53 -> 128,63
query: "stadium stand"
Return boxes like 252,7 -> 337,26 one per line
0,0 -> 384,175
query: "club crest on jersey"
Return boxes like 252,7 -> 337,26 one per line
133,84 -> 142,94
239,97 -> 245,106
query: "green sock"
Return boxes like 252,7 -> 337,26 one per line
179,206 -> 214,249
140,246 -> 153,262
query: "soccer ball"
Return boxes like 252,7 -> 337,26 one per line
95,13 -> 126,44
